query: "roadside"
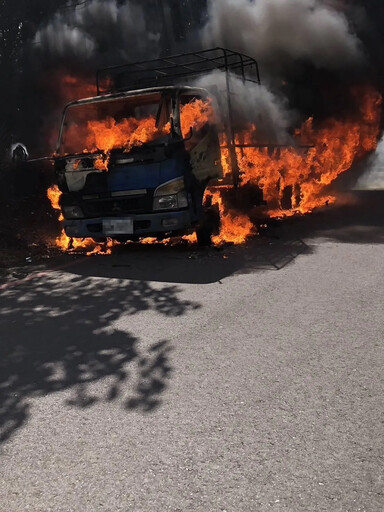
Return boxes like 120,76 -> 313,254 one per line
0,162 -> 59,267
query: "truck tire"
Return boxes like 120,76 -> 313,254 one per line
196,224 -> 212,246
196,205 -> 221,246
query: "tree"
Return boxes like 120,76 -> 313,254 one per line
0,0 -> 76,159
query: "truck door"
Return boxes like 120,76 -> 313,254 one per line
179,93 -> 223,184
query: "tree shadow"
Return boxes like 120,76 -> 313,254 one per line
28,236 -> 312,286
0,274 -> 200,444
30,190 -> 383,285
5,191 -> 378,442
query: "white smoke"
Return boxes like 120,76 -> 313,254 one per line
29,0 -> 376,158
195,71 -> 295,143
203,0 -> 363,71
355,137 -> 384,190
35,21 -> 96,60
34,0 -> 160,66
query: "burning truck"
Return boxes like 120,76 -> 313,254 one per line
45,47 -> 382,251
50,48 -> 266,246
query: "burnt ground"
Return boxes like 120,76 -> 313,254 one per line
0,162 -> 59,267
0,190 -> 61,267
1,155 -> 384,270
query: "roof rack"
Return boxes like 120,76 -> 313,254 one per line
96,47 -> 261,95
95,48 -> 262,187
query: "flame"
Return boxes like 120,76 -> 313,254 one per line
205,188 -> 255,245
236,85 -> 382,216
47,184 -> 112,254
47,84 -> 382,253
47,184 -> 62,216
182,232 -> 198,244
85,240 -> 115,256
94,155 -> 109,171
64,97 -> 214,155
84,117 -> 170,154
180,98 -> 216,137
47,184 -> 73,250
60,74 -> 96,101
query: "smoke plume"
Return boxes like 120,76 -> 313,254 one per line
23,0 -> 384,176
355,141 -> 384,190
203,0 -> 362,72
33,0 -> 160,69
195,71 -> 294,143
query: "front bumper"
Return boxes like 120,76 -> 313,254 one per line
63,210 -> 192,238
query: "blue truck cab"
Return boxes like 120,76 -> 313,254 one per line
53,48 -> 264,243
55,85 -> 223,243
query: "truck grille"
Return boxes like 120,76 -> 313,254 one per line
83,195 -> 152,217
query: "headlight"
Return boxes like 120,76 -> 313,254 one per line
153,178 -> 188,211
62,205 -> 84,219
154,177 -> 185,196
153,195 -> 178,211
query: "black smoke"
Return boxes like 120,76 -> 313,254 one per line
16,0 -> 207,155
8,0 -> 384,155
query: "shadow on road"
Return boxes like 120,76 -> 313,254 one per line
24,191 -> 383,285
31,237 -> 311,285
280,191 -> 384,245
0,275 -> 200,444
1,192 -> 382,443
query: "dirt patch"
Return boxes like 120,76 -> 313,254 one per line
0,193 -> 61,268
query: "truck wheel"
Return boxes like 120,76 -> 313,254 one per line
196,205 -> 221,246
196,224 -> 212,246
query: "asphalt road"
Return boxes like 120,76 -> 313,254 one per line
0,194 -> 383,511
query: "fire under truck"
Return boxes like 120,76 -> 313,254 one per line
53,48 -> 265,245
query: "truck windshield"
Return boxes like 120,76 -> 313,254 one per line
59,92 -> 171,155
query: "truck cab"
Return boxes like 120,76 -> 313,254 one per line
52,48 -> 265,243
55,85 -> 223,242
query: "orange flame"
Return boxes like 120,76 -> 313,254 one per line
204,188 -> 255,245
94,155 -> 109,171
47,184 -> 112,254
236,85 -> 382,216
63,97 -> 214,155
84,117 -> 171,154
60,74 -> 97,101
180,98 -> 216,137
47,84 -> 382,252
47,184 -> 62,216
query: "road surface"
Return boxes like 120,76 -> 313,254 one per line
0,194 -> 383,511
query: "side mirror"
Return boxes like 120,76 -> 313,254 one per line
11,143 -> 29,163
